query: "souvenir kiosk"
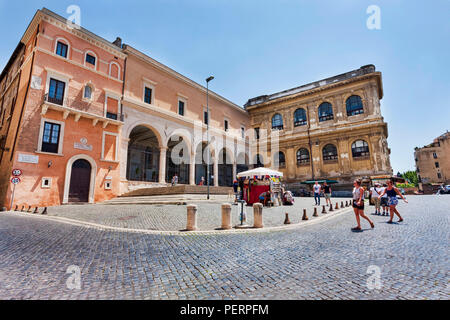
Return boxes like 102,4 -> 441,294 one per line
237,168 -> 283,206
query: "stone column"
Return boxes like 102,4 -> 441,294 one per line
186,204 -> 197,231
159,146 -> 167,184
213,155 -> 219,187
221,203 -> 232,230
253,203 -> 263,228
189,150 -> 196,185
232,161 -> 237,181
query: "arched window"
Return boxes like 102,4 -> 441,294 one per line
275,151 -> 286,168
352,140 -> 370,158
272,113 -> 283,130
346,95 -> 364,116
83,85 -> 93,100
293,108 -> 307,127
296,148 -> 310,165
322,144 -> 338,161
109,62 -> 121,79
318,102 -> 334,122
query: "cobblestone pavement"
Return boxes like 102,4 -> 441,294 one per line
0,195 -> 448,300
43,197 -> 352,231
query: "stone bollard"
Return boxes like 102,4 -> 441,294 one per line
302,209 -> 309,221
221,203 -> 232,230
186,204 -> 198,231
335,202 -> 339,210
313,207 -> 318,217
41,207 -> 48,215
284,213 -> 291,225
341,201 -> 344,209
322,205 -> 327,214
253,203 -> 263,228
329,203 -> 334,212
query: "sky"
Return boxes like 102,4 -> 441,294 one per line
1,0 -> 449,173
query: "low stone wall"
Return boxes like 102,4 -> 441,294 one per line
120,185 -> 233,197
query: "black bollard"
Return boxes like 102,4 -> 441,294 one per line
329,203 -> 334,212
33,207 -> 39,214
14,205 -> 18,211
41,207 -> 48,215
341,201 -> 344,209
313,207 -> 318,217
322,205 -> 327,214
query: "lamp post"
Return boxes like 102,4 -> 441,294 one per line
206,76 -> 214,200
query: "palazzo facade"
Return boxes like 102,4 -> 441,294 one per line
0,8 -> 392,208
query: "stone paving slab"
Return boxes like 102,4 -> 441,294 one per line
41,197 -> 352,231
0,195 -> 448,300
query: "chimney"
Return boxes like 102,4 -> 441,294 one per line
112,37 -> 122,48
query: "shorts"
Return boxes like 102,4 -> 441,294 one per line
324,193 -> 331,200
352,199 -> 364,210
380,197 -> 388,207
387,196 -> 398,206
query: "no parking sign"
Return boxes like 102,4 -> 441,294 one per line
12,168 -> 22,177
10,177 -> 21,185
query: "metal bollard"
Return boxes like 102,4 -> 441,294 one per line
335,202 -> 339,210
313,207 -> 318,217
33,207 -> 39,214
186,204 -> 198,231
253,203 -> 263,228
302,208 -> 309,221
221,203 -> 232,230
284,213 -> 291,224
329,203 -> 334,212
341,201 -> 344,209
21,205 -> 24,212
345,201 -> 348,207
322,205 -> 327,214
41,207 -> 48,215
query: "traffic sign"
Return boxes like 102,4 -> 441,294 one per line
10,177 -> 21,185
12,168 -> 22,177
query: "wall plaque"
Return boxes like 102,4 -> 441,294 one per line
18,153 -> 39,164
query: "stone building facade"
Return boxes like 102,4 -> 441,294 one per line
0,8 -> 392,208
414,131 -> 450,184
245,65 -> 393,190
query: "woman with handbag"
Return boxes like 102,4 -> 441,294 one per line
352,179 -> 375,231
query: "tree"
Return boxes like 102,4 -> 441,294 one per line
401,171 -> 419,187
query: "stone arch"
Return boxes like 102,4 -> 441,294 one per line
63,154 -> 97,204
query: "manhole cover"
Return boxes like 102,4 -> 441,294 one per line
117,215 -> 137,221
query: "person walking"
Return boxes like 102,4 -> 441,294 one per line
313,181 -> 322,205
370,183 -> 383,215
380,183 -> 388,215
378,179 -> 408,223
351,179 -> 374,231
322,181 -> 332,206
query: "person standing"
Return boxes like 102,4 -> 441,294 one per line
313,181 -> 322,205
352,179 -> 374,231
378,179 -> 408,223
370,183 -> 382,215
199,176 -> 205,186
171,174 -> 178,186
322,181 -> 332,206
380,183 -> 388,215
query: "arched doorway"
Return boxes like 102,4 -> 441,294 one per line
195,142 -> 213,185
68,159 -> 91,202
127,125 -> 160,182
218,148 -> 233,186
166,135 -> 190,184
236,152 -> 249,174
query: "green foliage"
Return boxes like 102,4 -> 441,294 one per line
400,171 -> 419,187
397,183 -> 415,188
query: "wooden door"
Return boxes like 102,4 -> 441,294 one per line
68,159 -> 91,203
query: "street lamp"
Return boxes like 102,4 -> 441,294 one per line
206,76 -> 214,200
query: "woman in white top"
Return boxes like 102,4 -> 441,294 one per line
352,179 -> 374,231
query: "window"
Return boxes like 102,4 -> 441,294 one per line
84,85 -> 92,100
204,110 -> 208,125
318,102 -> 334,122
276,152 -> 286,168
105,96 -> 119,121
85,53 -> 96,66
351,140 -> 370,158
224,119 -> 229,132
254,127 -> 260,140
48,78 -> 65,105
144,87 -> 152,104
323,144 -> 338,161
437,172 -> 442,179
346,95 -> 364,116
435,162 -> 440,168
272,113 -> 283,130
178,100 -> 185,116
433,152 -> 438,159
241,127 -> 245,139
105,181 -> 112,190
293,108 -> 307,127
41,178 -> 52,189
255,154 -> 264,168
106,112 -> 117,120
41,122 -> 61,153
56,41 -> 68,58
296,148 -> 310,165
